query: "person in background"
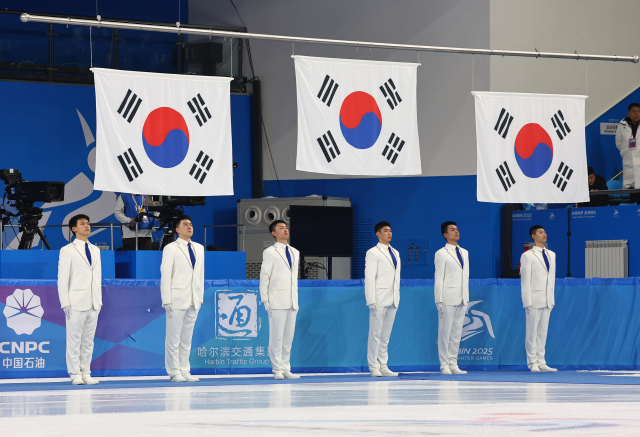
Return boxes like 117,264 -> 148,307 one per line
615,103 -> 640,203
578,167 -> 609,207
115,193 -> 154,250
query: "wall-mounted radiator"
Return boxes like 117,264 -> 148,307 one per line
585,240 -> 628,278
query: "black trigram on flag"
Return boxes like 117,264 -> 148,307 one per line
117,148 -> 143,182
117,89 -> 142,123
494,108 -> 513,139
495,161 -> 516,192
187,94 -> 212,127
316,130 -> 340,163
380,78 -> 402,110
382,133 -> 405,164
553,162 -> 573,192
189,150 -> 213,184
317,75 -> 339,107
551,110 -> 571,140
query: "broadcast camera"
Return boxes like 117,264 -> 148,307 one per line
0,169 -> 65,250
144,195 -> 206,249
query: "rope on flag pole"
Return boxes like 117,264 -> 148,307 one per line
471,54 -> 475,92
89,25 -> 93,68
230,37 -> 234,77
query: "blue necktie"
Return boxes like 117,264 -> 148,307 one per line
542,249 -> 550,271
456,247 -> 464,268
188,242 -> 196,268
285,246 -> 292,268
85,242 -> 92,265
389,247 -> 397,269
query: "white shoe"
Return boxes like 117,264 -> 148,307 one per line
71,377 -> 85,385
370,368 -> 383,377
171,374 -> 187,382
539,364 -> 557,372
530,364 -> 540,372
380,368 -> 399,377
82,375 -> 99,385
182,373 -> 200,382
283,371 -> 300,379
450,367 -> 467,375
440,367 -> 452,375
274,371 -> 284,380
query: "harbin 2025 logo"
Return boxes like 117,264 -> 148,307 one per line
3,289 -> 44,335
216,291 -> 258,338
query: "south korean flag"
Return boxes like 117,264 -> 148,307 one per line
93,68 -> 233,196
294,56 -> 421,176
473,91 -> 589,203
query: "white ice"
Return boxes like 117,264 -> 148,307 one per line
0,375 -> 639,436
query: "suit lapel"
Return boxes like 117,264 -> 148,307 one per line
273,245 -> 293,271
445,247 -> 463,269
377,246 -> 396,269
177,243 -> 194,269
532,250 -> 548,272
72,242 -> 94,269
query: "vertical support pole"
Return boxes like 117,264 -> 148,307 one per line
251,80 -> 263,198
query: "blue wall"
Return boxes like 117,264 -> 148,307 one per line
264,177 -> 503,279
0,80 -> 253,251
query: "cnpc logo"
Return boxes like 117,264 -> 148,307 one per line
0,341 -> 50,354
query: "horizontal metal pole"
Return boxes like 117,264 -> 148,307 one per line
589,189 -> 640,196
21,13 -> 638,63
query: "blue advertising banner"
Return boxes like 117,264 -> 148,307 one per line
1,278 -> 640,378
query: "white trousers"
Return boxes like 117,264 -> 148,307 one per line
438,303 -> 466,368
66,308 -> 100,377
367,306 -> 397,371
525,307 -> 551,367
165,306 -> 199,377
268,308 -> 297,373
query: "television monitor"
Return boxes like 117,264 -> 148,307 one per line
288,206 -> 353,257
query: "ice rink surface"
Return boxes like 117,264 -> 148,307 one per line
1,372 -> 640,436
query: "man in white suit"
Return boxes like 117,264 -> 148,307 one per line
160,215 -> 205,382
58,214 -> 102,385
434,221 -> 469,375
520,225 -> 557,372
260,219 -> 300,380
364,221 -> 401,377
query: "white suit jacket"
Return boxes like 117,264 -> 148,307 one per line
364,243 -> 400,308
160,238 -> 205,310
615,118 -> 640,189
520,246 -> 556,309
58,239 -> 102,311
259,242 -> 299,310
434,243 -> 469,306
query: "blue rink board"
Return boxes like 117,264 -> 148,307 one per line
2,370 -> 640,393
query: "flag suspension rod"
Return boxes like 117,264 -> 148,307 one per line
21,13 -> 639,63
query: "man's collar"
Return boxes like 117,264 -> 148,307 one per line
176,238 -> 191,246
531,246 -> 545,252
377,242 -> 392,250
273,241 -> 288,249
72,238 -> 89,246
445,243 -> 459,250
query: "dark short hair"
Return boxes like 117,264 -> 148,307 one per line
588,166 -> 595,175
629,103 -> 640,112
374,221 -> 391,234
441,221 -> 457,238
174,215 -> 192,231
529,225 -> 544,240
269,219 -> 287,234
69,214 -> 90,236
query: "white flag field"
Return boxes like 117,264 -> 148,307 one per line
473,92 -> 589,203
93,68 -> 233,196
294,56 -> 421,176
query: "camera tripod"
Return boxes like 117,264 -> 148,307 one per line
17,207 -> 51,250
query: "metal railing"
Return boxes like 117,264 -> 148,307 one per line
204,224 -> 246,252
0,222 -> 118,250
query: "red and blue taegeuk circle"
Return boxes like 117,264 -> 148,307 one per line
339,92 -> 382,149
514,123 -> 554,178
142,107 -> 190,168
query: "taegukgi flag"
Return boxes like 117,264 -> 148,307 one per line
294,56 -> 421,176
93,68 -> 233,196
473,91 -> 589,203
